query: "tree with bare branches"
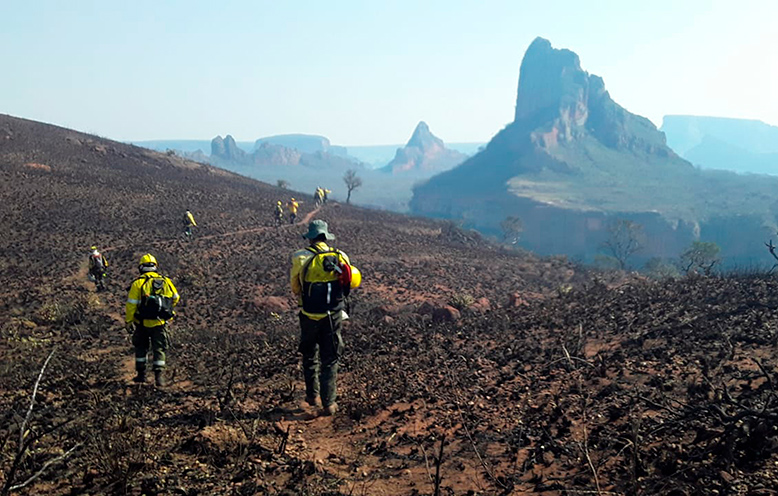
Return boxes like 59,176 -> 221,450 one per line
343,169 -> 362,204
680,240 -> 720,275
500,216 -> 523,244
600,219 -> 645,270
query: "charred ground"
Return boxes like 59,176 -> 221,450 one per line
1,114 -> 777,495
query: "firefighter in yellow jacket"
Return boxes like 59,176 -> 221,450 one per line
290,220 -> 361,416
125,254 -> 180,386
287,198 -> 301,224
183,210 -> 197,238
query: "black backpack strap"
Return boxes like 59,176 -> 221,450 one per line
301,248 -> 341,283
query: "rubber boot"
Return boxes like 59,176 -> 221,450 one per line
154,370 -> 167,387
320,402 -> 338,417
133,369 -> 146,383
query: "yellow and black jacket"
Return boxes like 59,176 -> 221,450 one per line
290,241 -> 352,320
125,271 -> 180,328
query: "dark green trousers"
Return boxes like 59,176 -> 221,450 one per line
299,312 -> 343,407
133,324 -> 168,371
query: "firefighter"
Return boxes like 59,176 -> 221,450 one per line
183,210 -> 197,237
290,220 -> 362,416
88,246 -> 108,291
125,254 -> 180,386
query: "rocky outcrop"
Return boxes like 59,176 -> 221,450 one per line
254,134 -> 348,157
410,37 -> 778,264
513,37 -> 675,156
209,134 -> 359,170
211,135 -> 247,162
382,122 -> 467,175
251,142 -> 302,166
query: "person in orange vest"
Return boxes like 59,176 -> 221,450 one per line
287,198 -> 301,224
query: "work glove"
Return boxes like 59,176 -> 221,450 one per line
125,322 -> 135,335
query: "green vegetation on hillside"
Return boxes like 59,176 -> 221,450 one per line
506,136 -> 778,226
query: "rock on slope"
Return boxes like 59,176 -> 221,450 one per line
410,37 -> 778,264
381,121 -> 467,175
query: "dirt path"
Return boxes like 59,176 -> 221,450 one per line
100,206 -> 323,255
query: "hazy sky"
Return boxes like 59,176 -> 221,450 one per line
1,0 -> 776,145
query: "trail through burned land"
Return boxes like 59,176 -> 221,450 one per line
2,114 -> 778,495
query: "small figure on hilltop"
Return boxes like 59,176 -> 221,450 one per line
88,245 -> 109,292
287,198 -> 301,224
183,209 -> 197,238
274,200 -> 285,226
314,187 -> 324,208
322,187 -> 331,204
125,254 -> 180,387
290,220 -> 362,416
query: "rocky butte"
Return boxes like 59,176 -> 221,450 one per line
410,37 -> 778,265
381,121 -> 467,175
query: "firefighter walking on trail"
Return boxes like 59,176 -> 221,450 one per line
290,220 -> 362,416
88,245 -> 108,292
287,198 -> 301,224
183,210 -> 197,238
125,254 -> 180,387
275,200 -> 285,225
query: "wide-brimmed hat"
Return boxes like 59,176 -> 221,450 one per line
303,220 -> 335,240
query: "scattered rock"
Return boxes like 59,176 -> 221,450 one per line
432,305 -> 460,323
417,302 -> 436,316
254,295 -> 291,313
509,293 -> 528,307
24,162 -> 51,172
471,297 -> 491,312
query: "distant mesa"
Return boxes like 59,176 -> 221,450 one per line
381,121 -> 467,175
210,133 -> 359,170
661,115 -> 778,175
254,134 -> 348,157
410,36 -> 778,264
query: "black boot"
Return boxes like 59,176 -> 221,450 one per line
133,369 -> 146,383
154,370 -> 167,387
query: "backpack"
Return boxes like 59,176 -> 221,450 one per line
90,253 -> 104,271
301,247 -> 349,314
135,275 -> 175,320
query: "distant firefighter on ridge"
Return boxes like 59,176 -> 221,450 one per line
88,245 -> 108,292
183,209 -> 197,238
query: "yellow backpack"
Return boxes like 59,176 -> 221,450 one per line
301,247 -> 348,313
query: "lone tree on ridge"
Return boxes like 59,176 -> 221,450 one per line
343,169 -> 362,204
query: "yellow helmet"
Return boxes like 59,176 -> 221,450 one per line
90,245 -> 97,251
277,200 -> 282,205
349,266 -> 361,289
291,198 -> 296,201
138,253 -> 157,267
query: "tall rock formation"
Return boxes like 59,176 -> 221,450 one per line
410,37 -> 778,264
211,135 -> 247,162
381,121 -> 467,175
